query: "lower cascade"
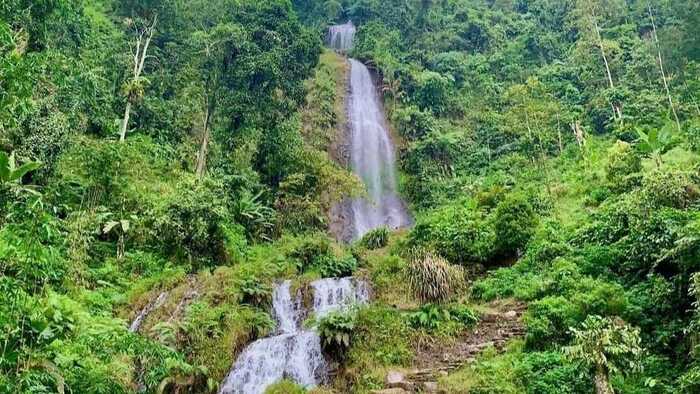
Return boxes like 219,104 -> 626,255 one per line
218,278 -> 369,394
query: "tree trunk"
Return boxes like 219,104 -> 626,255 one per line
595,365 -> 614,394
119,101 -> 132,142
649,5 -> 681,132
195,105 -> 211,179
592,13 -> 622,122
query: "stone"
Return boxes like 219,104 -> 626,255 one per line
503,310 -> 518,319
386,370 -> 406,386
423,381 -> 439,392
371,390 -> 408,394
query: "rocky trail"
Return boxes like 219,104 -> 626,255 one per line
374,299 -> 527,394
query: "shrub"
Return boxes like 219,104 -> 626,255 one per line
605,140 -> 642,192
152,177 -> 231,267
317,254 -> 358,278
524,275 -> 628,350
316,310 -> 357,357
441,344 -> 592,394
408,303 -> 478,333
360,227 -> 390,250
413,70 -> 455,115
408,304 -> 451,331
407,251 -> 465,304
408,201 -> 496,264
392,105 -> 437,140
688,119 -> 700,152
236,275 -> 273,306
492,193 -> 538,256
564,315 -> 643,394
349,306 -> 413,366
641,169 -> 698,209
288,235 -> 332,272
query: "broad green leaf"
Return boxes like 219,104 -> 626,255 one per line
8,161 -> 42,182
0,151 -> 9,181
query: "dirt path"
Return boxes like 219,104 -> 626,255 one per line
375,299 -> 527,393
413,299 -> 527,374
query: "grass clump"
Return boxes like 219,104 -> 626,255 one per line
360,226 -> 390,250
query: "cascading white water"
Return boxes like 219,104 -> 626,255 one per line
348,59 -> 413,239
327,22 -> 412,240
129,291 -> 168,333
219,278 -> 368,394
312,277 -> 370,318
327,21 -> 355,52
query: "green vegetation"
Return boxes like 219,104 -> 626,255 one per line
3,0 -> 700,393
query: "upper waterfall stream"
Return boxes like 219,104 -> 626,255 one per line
328,22 -> 412,240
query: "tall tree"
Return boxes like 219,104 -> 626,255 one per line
119,15 -> 157,142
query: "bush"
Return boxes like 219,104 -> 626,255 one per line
408,303 -> 478,332
288,235 -> 332,272
492,193 -> 538,256
407,251 -> 465,304
152,177 -> 231,267
413,70 -> 455,115
392,105 -> 437,140
317,254 -> 358,278
408,201 -> 496,264
441,344 -> 591,394
605,141 -> 642,192
360,227 -> 390,250
641,169 -> 698,209
686,118 -> 700,152
348,306 -> 413,367
524,275 -> 628,349
236,275 -> 273,306
316,310 -> 357,358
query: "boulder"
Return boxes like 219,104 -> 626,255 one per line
423,381 -> 439,392
503,310 -> 518,319
370,389 -> 408,394
386,370 -> 405,386
385,370 -> 414,391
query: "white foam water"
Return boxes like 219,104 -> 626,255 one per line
311,277 -> 370,318
219,278 -> 369,394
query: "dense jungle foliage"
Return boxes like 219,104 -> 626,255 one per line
1,0 -> 700,393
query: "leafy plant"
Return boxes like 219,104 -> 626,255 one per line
635,124 -> 681,167
157,358 -> 216,394
564,315 -> 643,394
233,190 -> 277,241
317,254 -> 358,278
492,193 -> 538,256
316,310 -> 357,357
103,215 -> 136,260
408,304 -> 451,331
0,151 -> 42,184
237,276 -> 273,306
408,304 -> 478,332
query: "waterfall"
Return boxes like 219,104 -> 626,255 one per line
327,21 -> 355,52
327,22 -> 412,240
219,278 -> 368,394
348,59 -> 413,239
